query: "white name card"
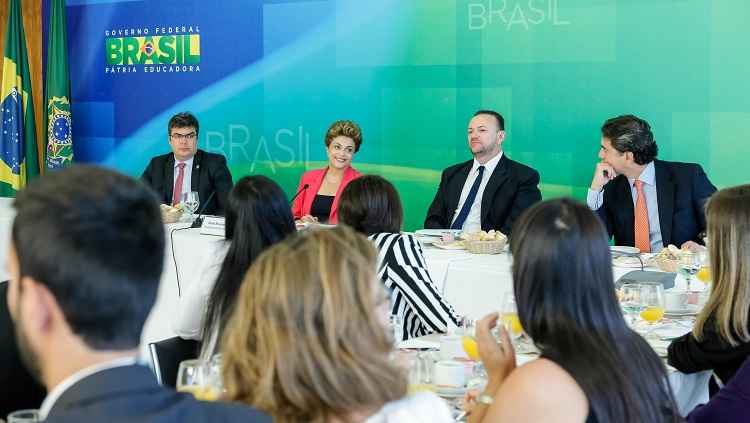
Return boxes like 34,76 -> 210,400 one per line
200,216 -> 225,237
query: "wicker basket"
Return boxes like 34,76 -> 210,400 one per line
161,208 -> 184,224
654,256 -> 680,273
465,239 -> 506,255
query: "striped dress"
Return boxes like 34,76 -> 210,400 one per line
369,233 -> 461,340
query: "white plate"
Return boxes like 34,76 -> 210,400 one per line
434,385 -> 467,398
611,245 -> 641,255
612,256 -> 644,268
416,229 -> 462,237
665,306 -> 700,317
432,240 -> 466,250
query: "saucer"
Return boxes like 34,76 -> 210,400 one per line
611,245 -> 641,255
434,385 -> 467,398
664,307 -> 699,317
416,229 -> 462,237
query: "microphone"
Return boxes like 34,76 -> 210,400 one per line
190,191 -> 216,228
289,184 -> 309,204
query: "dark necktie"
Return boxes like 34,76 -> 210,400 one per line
451,166 -> 485,230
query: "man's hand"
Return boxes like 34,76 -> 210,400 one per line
590,162 -> 616,191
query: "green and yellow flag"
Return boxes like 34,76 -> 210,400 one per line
45,0 -> 73,169
0,0 -> 39,196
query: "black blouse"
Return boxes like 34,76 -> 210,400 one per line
310,194 -> 334,223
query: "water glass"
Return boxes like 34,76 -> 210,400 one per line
176,359 -> 218,401
7,409 -> 38,423
679,251 -> 701,292
389,314 -> 404,346
619,283 -> 645,325
407,351 -> 434,393
182,191 -> 200,217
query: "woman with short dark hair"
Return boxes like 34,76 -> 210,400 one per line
338,175 -> 461,340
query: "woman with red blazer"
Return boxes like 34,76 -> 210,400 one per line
292,120 -> 363,224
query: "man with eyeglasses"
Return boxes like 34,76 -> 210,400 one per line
141,112 -> 233,215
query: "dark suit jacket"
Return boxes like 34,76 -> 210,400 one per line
424,155 -> 542,235
141,149 -> 233,216
595,159 -> 716,248
0,282 -> 46,418
44,364 -> 271,423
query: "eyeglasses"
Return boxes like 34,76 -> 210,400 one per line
171,132 -> 197,141
331,143 -> 355,155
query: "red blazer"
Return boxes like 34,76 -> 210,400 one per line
291,166 -> 361,224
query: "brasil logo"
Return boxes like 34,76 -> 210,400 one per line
105,34 -> 200,73
46,96 -> 73,169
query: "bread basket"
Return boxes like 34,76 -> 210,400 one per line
653,256 -> 680,273
160,205 -> 184,224
465,239 -> 506,255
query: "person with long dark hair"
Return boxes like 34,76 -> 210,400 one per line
338,175 -> 462,340
467,198 -> 680,423
174,175 -> 296,359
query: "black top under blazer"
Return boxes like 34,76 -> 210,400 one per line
141,149 -> 233,216
424,154 -> 542,236
43,364 -> 271,423
593,159 -> 716,248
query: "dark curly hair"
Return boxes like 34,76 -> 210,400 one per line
601,115 -> 658,165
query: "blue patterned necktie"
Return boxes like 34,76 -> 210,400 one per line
451,166 -> 485,230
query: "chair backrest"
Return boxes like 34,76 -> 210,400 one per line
148,337 -> 200,387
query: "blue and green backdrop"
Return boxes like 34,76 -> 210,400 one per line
59,0 -> 749,230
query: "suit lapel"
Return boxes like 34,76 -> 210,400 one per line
447,162 -> 472,221
191,150 -> 202,192
654,160 -> 674,247
480,155 -> 509,224
164,154 -> 175,204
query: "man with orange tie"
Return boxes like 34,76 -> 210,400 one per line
141,112 -> 233,215
587,115 -> 716,252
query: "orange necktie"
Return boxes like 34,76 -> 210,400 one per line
634,180 -> 650,253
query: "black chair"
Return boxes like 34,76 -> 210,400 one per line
148,337 -> 200,388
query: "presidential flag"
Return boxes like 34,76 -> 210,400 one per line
0,0 -> 39,196
45,0 -> 73,169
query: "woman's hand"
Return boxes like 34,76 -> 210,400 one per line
299,215 -> 319,224
476,312 -> 516,385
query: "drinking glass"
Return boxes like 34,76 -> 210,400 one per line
176,359 -> 216,401
182,191 -> 200,218
389,314 -> 404,347
500,292 -> 523,350
619,284 -> 645,325
407,351 -> 435,394
679,251 -> 701,292
639,284 -> 666,338
460,318 -> 479,361
7,409 -> 38,423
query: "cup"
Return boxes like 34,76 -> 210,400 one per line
665,290 -> 688,311
7,409 -> 38,423
432,360 -> 466,388
439,334 -> 467,360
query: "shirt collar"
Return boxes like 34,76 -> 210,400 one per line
628,161 -> 655,187
472,151 -> 503,175
39,356 -> 139,420
174,156 -> 194,169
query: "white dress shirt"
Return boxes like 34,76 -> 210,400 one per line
587,161 -> 663,252
451,152 -> 503,233
365,392 -> 453,422
173,156 -> 194,202
39,356 -> 139,420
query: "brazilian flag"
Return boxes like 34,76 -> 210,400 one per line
0,0 -> 39,196
45,0 -> 73,169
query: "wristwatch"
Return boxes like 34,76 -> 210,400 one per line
477,394 -> 494,405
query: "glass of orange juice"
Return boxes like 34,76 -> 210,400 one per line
176,359 -> 221,401
461,318 -> 480,361
501,292 -> 524,351
639,284 -> 665,338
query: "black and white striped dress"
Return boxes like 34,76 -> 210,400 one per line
369,232 -> 461,340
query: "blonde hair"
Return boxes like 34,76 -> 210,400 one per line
325,120 -> 363,152
693,184 -> 750,346
221,226 -> 406,423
